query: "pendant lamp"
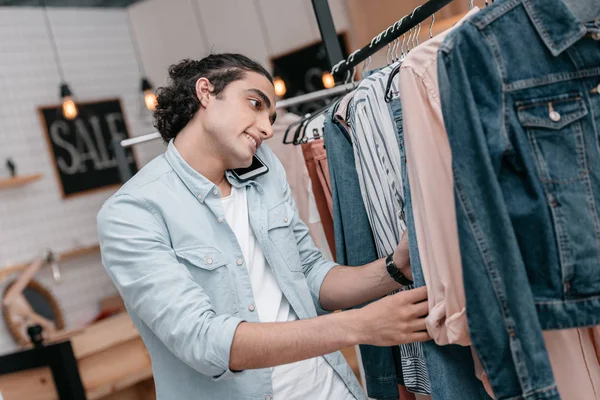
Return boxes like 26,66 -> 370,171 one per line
42,1 -> 78,120
127,12 -> 157,112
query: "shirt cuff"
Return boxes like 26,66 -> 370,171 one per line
207,315 -> 245,381
426,302 -> 470,346
312,261 -> 339,315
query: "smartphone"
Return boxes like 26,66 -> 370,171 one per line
230,155 -> 269,182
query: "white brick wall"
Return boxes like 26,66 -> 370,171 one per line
0,6 -> 165,354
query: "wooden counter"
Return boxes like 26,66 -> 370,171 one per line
0,313 -> 155,400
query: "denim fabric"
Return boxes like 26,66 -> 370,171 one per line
97,141 -> 365,400
438,0 -> 600,398
390,98 -> 491,400
324,107 -> 401,400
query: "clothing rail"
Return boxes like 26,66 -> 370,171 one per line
119,82 -> 356,149
114,82 -> 357,180
331,0 -> 454,78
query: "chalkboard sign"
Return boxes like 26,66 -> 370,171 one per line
38,98 -> 139,198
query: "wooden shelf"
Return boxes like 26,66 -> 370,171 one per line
0,244 -> 101,281
0,173 -> 43,189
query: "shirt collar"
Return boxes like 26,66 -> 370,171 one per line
165,140 -> 248,203
522,0 -> 587,56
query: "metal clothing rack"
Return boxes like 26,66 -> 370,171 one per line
312,0 -> 454,78
113,82 -> 356,181
119,82 -> 357,149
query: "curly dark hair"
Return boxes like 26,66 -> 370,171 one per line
153,53 -> 273,142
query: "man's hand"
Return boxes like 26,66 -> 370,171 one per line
355,286 -> 430,346
393,231 -> 413,281
230,286 -> 431,370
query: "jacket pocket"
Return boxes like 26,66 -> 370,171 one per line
174,246 -> 239,315
517,93 -> 589,184
517,93 -> 600,296
267,202 -> 303,272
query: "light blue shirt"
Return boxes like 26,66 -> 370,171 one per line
97,140 -> 365,400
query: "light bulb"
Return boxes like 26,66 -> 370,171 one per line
62,96 -> 78,120
274,77 -> 287,97
144,90 -> 158,111
322,71 -> 335,89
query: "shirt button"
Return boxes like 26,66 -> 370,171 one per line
283,216 -> 289,223
549,110 -> 561,122
236,258 -> 243,266
217,217 -> 224,223
592,32 -> 600,40
265,395 -> 272,400
248,304 -> 256,312
212,188 -> 219,195
206,258 -> 213,265
596,83 -> 600,93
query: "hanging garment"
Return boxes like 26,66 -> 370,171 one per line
301,139 -> 336,260
349,67 -> 430,395
269,112 -> 333,260
438,0 -> 600,398
324,105 -> 401,400
399,7 -> 479,347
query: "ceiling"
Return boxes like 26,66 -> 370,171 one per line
0,0 -> 144,7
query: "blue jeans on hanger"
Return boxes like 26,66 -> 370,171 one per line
388,97 -> 491,400
324,107 -> 403,400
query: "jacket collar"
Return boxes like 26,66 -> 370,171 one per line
165,140 -> 248,203
522,0 -> 587,56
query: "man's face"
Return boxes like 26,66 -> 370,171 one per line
199,71 -> 277,169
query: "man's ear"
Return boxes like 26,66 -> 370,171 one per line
195,77 -> 214,108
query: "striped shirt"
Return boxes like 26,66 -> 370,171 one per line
348,66 -> 431,395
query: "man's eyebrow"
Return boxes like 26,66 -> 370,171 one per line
246,88 -> 276,124
246,88 -> 272,109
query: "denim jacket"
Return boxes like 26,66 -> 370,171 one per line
97,141 -> 365,400
438,1 -> 600,399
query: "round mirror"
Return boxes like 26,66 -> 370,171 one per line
2,279 -> 65,346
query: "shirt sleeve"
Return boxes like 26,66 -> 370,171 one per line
97,193 -> 244,380
399,64 -> 469,346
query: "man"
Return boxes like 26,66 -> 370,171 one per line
97,54 -> 429,400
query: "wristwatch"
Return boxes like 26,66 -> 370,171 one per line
386,253 -> 413,286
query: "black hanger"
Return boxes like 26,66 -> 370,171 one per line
384,63 -> 402,103
292,118 -> 310,145
283,115 -> 308,144
291,101 -> 339,145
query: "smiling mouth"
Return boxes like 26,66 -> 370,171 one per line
245,133 -> 258,151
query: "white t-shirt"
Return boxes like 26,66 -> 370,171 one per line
221,186 -> 355,400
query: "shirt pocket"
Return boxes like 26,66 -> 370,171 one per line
174,245 -> 239,315
516,93 -> 589,184
267,202 -> 303,272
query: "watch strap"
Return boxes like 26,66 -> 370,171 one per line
386,253 -> 413,286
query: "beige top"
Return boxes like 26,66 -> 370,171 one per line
398,8 -> 479,346
269,112 -> 332,260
